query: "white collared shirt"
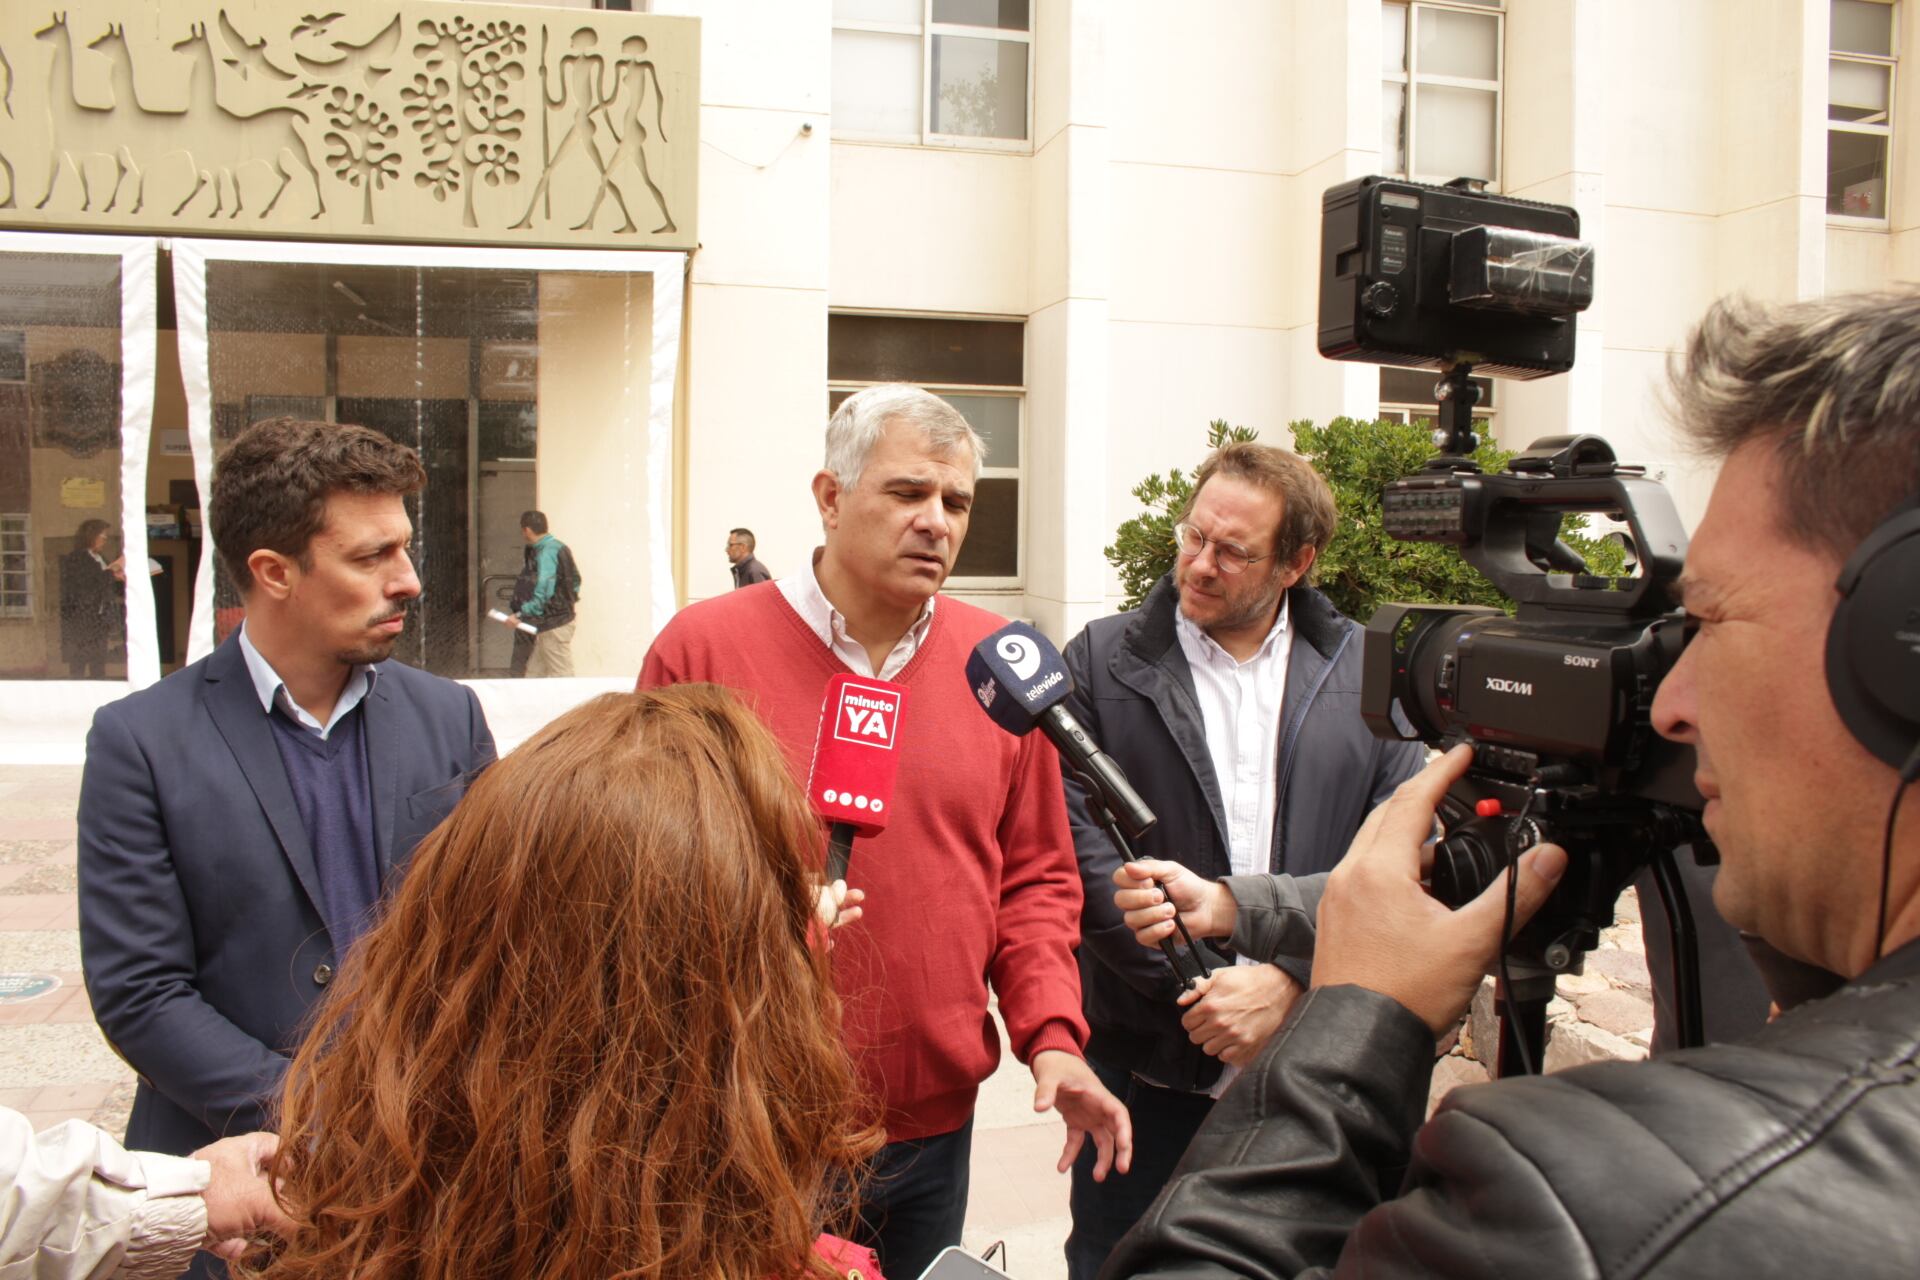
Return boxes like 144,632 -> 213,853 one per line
237,623 -> 377,741
1174,595 -> 1293,1097
777,548 -> 935,679
1174,596 -> 1294,883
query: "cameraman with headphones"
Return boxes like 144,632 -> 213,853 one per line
1104,290 -> 1920,1278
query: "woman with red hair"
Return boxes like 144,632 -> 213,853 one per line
247,686 -> 884,1280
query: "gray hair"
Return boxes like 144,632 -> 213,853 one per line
825,384 -> 984,486
1666,290 -> 1920,558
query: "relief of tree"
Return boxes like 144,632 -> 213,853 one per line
404,18 -> 527,229
307,86 -> 402,226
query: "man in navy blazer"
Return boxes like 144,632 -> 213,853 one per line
79,418 -> 495,1179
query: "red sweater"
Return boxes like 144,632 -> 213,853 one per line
639,584 -> 1088,1140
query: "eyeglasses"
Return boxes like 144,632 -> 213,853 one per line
1172,522 -> 1272,575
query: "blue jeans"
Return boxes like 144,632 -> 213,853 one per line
1066,1057 -> 1215,1280
855,1119 -> 974,1280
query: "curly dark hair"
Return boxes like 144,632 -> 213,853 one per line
208,417 -> 425,592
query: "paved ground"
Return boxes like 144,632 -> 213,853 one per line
0,764 -> 1076,1278
0,765 -> 137,1140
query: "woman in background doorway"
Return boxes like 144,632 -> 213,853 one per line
58,519 -> 124,678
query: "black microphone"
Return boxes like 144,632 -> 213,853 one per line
966,623 -> 1156,838
966,622 -> 1209,987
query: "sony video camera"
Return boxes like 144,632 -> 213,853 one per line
1320,176 -> 1708,1057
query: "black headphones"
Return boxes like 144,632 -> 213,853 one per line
1825,491 -> 1920,772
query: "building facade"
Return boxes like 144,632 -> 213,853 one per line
2,0 -> 1912,756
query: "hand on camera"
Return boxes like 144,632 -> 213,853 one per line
1176,964 -> 1302,1066
1112,859 -> 1237,947
1313,744 -> 1566,1036
1312,744 -> 1568,1038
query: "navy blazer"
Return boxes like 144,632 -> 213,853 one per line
77,634 -> 495,1155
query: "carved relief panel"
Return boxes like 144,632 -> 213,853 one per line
0,3 -> 698,249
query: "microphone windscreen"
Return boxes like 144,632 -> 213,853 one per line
805,672 -> 909,838
966,622 -> 1072,737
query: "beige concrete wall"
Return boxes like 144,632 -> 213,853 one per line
657,0 -> 833,607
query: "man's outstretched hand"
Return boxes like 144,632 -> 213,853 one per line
1032,1049 -> 1133,1182
1312,744 -> 1567,1037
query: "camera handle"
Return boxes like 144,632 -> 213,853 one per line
1494,843 -> 1705,1077
1071,763 -> 1212,993
1646,847 -> 1705,1050
1494,964 -> 1556,1078
1426,362 -> 1485,468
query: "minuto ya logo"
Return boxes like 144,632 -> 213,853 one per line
834,682 -> 902,749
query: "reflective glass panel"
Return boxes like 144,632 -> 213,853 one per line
1413,83 -> 1497,181
931,35 -> 1029,139
193,260 -> 656,679
1828,129 -> 1889,216
1417,7 -> 1499,80
0,253 -> 126,680
1830,59 -> 1892,121
933,0 -> 1031,31
829,315 -> 1024,386
1832,0 -> 1895,56
951,476 -> 1017,578
942,393 -> 1020,468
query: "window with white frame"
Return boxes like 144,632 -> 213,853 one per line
1378,366 -> 1496,434
828,313 -> 1025,585
833,1 -> 1033,147
1830,0 -> 1898,220
0,514 -> 30,619
1382,0 -> 1504,188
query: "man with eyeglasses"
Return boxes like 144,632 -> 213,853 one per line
1057,441 -> 1424,1280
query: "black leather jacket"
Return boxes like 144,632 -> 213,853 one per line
1060,576 -> 1423,1092
1107,937 -> 1920,1278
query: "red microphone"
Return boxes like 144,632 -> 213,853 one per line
805,673 -> 908,881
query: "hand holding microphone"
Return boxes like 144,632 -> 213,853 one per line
965,622 -> 1211,989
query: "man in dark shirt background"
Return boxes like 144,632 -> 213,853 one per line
727,527 -> 770,588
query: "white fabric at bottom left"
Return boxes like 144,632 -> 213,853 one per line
0,1106 -> 209,1280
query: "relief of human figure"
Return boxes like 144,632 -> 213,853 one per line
510,28 -> 609,231
0,45 -> 16,208
571,35 -> 674,235
33,12 -> 127,212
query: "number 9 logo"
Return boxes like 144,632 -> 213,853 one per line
998,634 -> 1042,681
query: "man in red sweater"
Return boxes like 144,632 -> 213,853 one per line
640,384 -> 1131,1280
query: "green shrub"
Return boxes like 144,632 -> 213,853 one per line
1104,416 -> 1628,620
